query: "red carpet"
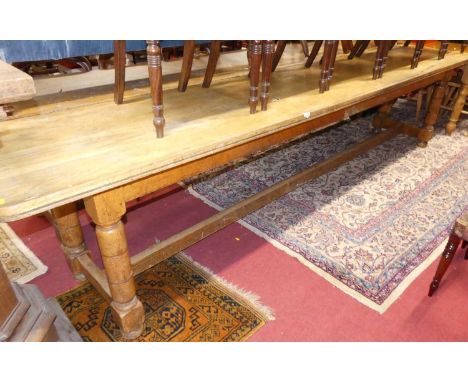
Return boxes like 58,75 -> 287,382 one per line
10,185 -> 468,341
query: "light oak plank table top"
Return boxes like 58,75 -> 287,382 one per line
1,46 -> 467,222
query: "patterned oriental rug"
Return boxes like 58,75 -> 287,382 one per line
188,100 -> 468,313
0,223 -> 48,283
57,254 -> 274,342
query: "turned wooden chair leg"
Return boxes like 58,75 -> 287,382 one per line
260,40 -> 274,111
319,41 -> 333,93
446,66 -> 468,135
411,41 -> 425,69
418,72 -> 451,146
438,41 -> 449,60
305,40 -> 323,68
341,40 -> 353,54
51,202 -> 90,281
348,40 -> 362,59
404,40 -> 411,47
114,40 -> 126,104
300,40 -> 309,57
378,40 -> 392,79
428,231 -> 462,296
178,40 -> 196,92
272,40 -> 287,72
373,41 -> 385,80
326,40 -> 339,91
147,40 -> 165,138
202,40 -> 222,88
249,40 -> 262,114
356,40 -> 370,57
84,192 -> 145,340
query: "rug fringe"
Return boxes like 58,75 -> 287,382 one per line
176,252 -> 275,321
0,223 -> 48,284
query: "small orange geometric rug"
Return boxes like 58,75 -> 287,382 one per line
57,254 -> 273,342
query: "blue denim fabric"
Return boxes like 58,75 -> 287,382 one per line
0,40 -> 208,63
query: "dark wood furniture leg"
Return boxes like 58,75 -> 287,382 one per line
348,40 -> 370,60
202,40 -> 222,88
249,40 -> 262,114
51,202 -> 90,281
411,41 -> 425,69
326,40 -> 339,91
418,72 -> 451,146
375,40 -> 392,79
147,40 -> 165,138
319,41 -> 333,93
305,40 -> 323,68
379,41 -> 392,78
373,41 -> 385,80
178,40 -> 196,92
438,41 -> 449,60
446,66 -> 468,135
428,232 -> 462,296
341,40 -> 353,54
84,192 -> 145,340
260,40 -> 274,111
272,40 -> 287,72
300,40 -> 309,57
114,40 -> 126,104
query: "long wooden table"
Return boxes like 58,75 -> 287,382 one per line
1,46 -> 467,339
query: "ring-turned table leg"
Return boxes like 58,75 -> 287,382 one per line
84,191 -> 144,340
260,40 -> 274,111
51,202 -> 89,281
249,40 -> 262,114
147,40 -> 165,138
446,66 -> 468,135
418,72 -> 451,147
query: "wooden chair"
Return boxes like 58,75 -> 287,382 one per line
270,40 -> 341,93
303,40 -> 339,93
271,40 -> 312,71
114,40 -> 215,105
408,41 -> 450,69
134,40 -> 275,139
197,40 -> 275,113
428,212 -> 468,296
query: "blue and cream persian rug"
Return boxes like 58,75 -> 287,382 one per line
188,100 -> 468,312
